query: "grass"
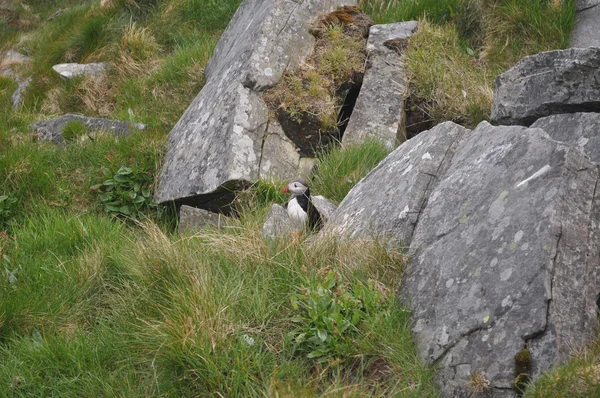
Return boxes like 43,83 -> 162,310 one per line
0,0 -> 593,396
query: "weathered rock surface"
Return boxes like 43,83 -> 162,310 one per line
262,204 -> 294,240
52,62 -> 108,79
403,122 -> 600,396
31,114 -> 146,145
531,112 -> 600,163
263,195 -> 337,239
490,48 -> 600,126
341,21 -> 418,149
179,205 -> 225,233
326,120 -> 600,396
156,0 -> 355,210
325,122 -> 469,246
571,0 -> 600,48
10,76 -> 31,109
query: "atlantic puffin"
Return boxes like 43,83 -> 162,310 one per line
282,178 -> 323,233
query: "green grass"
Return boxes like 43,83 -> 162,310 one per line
0,0 -> 593,396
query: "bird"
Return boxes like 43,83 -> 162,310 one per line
282,178 -> 323,235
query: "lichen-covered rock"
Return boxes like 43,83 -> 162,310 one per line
491,48 -> 600,126
531,113 -> 600,163
341,21 -> 418,149
179,205 -> 224,233
156,0 -> 355,210
31,114 -> 146,145
52,62 -> 108,79
325,121 -> 469,246
403,122 -> 600,396
327,119 -> 600,396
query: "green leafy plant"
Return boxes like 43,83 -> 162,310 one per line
90,165 -> 156,218
288,268 -> 388,363
0,194 -> 17,227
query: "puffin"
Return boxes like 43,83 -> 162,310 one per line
282,178 -> 323,233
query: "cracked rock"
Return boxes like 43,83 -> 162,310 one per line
341,21 -> 418,149
402,122 -> 599,396
325,120 -> 600,396
324,121 -> 469,247
156,0 -> 356,210
491,48 -> 600,126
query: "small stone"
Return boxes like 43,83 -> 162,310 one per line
179,205 -> 224,233
52,62 -> 108,79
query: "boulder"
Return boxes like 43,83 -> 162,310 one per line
263,195 -> 337,239
31,114 -> 146,145
52,62 -> 108,79
571,0 -> 600,48
341,21 -> 418,149
326,120 -> 600,396
490,48 -> 600,126
156,0 -> 355,210
531,112 -> 600,163
324,121 -> 469,247
179,205 -> 225,233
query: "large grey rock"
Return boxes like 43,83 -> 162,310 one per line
325,122 -> 469,247
531,112 -> 600,163
31,114 -> 146,145
156,0 -> 354,210
402,122 -> 599,396
341,21 -> 418,149
263,195 -> 337,239
179,205 -> 225,233
52,62 -> 108,79
491,48 -> 600,126
570,0 -> 600,48
327,120 -> 600,396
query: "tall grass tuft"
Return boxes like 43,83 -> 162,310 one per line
311,139 -> 391,204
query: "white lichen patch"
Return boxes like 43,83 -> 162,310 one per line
399,205 -> 409,219
500,267 -> 512,281
501,295 -> 513,308
422,152 -> 432,160
446,278 -> 454,288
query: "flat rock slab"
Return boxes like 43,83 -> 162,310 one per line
52,62 -> 108,79
263,195 -> 337,239
325,121 -> 469,247
491,48 -> 600,126
31,114 -> 146,145
571,0 -> 600,48
156,0 -> 354,210
402,122 -> 599,396
179,205 -> 225,233
341,21 -> 418,149
531,112 -> 600,163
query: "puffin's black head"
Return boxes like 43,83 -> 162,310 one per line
282,178 -> 309,196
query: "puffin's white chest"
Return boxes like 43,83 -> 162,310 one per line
287,198 -> 308,230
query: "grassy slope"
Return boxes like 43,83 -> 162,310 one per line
0,0 -> 589,396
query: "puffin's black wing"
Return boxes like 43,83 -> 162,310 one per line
307,198 -> 323,231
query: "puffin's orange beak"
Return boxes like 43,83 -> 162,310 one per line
282,184 -> 289,194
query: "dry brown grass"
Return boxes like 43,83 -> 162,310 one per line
264,12 -> 368,131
